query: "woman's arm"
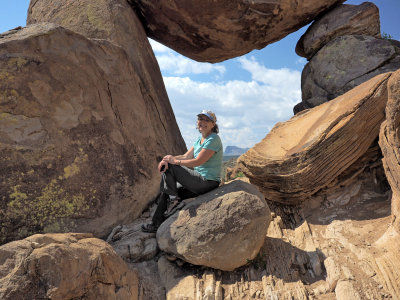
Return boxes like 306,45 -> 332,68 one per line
163,148 -> 215,168
173,147 -> 194,160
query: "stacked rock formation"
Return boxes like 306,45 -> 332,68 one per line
294,2 -> 400,113
129,0 -> 345,62
0,233 -> 139,299
0,0 -> 186,245
238,73 -> 390,204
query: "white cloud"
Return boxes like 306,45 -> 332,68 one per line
149,39 -> 226,77
163,73 -> 300,149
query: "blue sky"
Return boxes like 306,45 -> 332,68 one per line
1,0 -> 399,149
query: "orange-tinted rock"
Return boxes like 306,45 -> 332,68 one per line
379,69 -> 400,233
238,73 -> 391,205
129,0 -> 344,62
0,233 -> 139,300
296,2 -> 380,59
0,24 -> 184,244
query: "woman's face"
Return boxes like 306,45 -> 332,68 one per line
197,115 -> 214,135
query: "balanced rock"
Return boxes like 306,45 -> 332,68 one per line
379,69 -> 400,233
296,2 -> 380,59
157,180 -> 271,271
238,73 -> 391,205
130,0 -> 344,62
0,233 -> 139,300
0,23 -> 184,244
300,35 -> 400,110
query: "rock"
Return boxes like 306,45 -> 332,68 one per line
0,23 -> 184,244
129,0 -> 344,62
335,280 -> 362,300
301,35 -> 400,108
379,69 -> 400,233
296,2 -> 380,59
27,0 -> 177,149
132,260 -> 166,300
0,233 -> 139,299
238,73 -> 391,204
109,219 -> 158,262
157,180 -> 271,271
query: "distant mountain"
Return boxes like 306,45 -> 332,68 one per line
224,146 -> 249,156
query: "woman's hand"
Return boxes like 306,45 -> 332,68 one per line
162,155 -> 179,165
158,160 -> 168,173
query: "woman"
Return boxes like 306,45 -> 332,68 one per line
141,110 -> 223,233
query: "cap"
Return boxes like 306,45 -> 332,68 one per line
197,110 -> 217,123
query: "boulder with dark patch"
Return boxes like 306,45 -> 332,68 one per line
296,2 -> 380,59
0,23 -> 185,244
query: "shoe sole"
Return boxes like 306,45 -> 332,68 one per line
164,202 -> 185,218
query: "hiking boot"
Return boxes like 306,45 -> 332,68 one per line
164,198 -> 185,218
141,223 -> 158,233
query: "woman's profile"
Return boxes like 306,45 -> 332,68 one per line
141,110 -> 223,233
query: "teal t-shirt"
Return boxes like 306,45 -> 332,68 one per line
193,133 -> 223,181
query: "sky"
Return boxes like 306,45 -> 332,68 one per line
1,0 -> 399,149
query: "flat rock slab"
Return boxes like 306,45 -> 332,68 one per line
0,23 -> 183,244
157,180 -> 271,271
296,2 -> 380,59
238,72 -> 391,205
0,233 -> 139,300
379,69 -> 400,234
130,0 -> 344,62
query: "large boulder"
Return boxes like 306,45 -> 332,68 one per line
296,2 -> 380,59
379,69 -> 400,233
27,0 -> 173,132
238,73 -> 391,205
129,0 -> 344,62
0,233 -> 139,299
300,35 -> 400,111
156,180 -> 271,271
0,23 -> 184,244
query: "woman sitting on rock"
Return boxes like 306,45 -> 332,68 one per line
141,110 -> 223,233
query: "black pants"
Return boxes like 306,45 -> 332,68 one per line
152,164 -> 219,226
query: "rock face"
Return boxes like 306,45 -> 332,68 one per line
379,69 -> 400,233
296,2 -> 380,59
129,0 -> 344,62
157,180 -> 271,271
0,23 -> 184,244
0,233 -> 139,300
294,3 -> 400,113
300,36 -> 400,109
238,73 -> 390,205
27,0 -> 173,135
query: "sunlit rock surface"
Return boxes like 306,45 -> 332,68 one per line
379,69 -> 400,233
0,233 -> 139,300
157,180 -> 271,271
238,72 -> 391,205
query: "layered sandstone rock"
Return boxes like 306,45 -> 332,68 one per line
0,23 -> 184,244
379,69 -> 400,233
238,73 -> 391,205
129,0 -> 344,62
0,233 -> 139,299
300,36 -> 400,110
157,180 -> 271,271
296,2 -> 380,59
